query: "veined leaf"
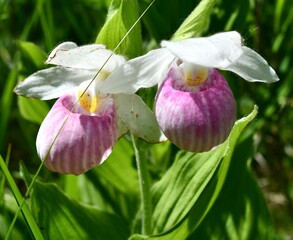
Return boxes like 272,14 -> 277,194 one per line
31,180 -> 129,240
18,41 -> 47,69
96,0 -> 142,58
190,135 -> 275,239
85,137 -> 140,223
172,0 -> 217,40
17,96 -> 49,125
90,137 -> 138,195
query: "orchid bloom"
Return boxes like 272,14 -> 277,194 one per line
15,42 -> 164,174
103,31 -> 279,152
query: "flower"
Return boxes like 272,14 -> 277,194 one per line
103,31 -> 279,151
155,68 -> 236,152
15,42 -> 165,174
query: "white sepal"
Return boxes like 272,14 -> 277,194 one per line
14,66 -> 96,100
46,42 -> 78,63
161,31 -> 243,69
117,118 -> 129,138
100,48 -> 175,94
224,46 -> 279,82
114,93 -> 167,143
46,43 -> 126,72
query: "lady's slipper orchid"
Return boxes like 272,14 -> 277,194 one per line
103,31 -> 279,152
15,42 -> 165,174
155,68 -> 236,152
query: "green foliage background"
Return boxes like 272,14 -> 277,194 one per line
0,0 -> 292,239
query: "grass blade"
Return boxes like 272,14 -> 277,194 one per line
0,155 -> 44,240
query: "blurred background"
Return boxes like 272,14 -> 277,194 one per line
0,0 -> 292,238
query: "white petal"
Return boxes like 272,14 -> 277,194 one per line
14,66 -> 96,100
114,93 -> 167,143
46,43 -> 126,72
224,46 -> 279,83
99,48 -> 175,94
46,42 -> 78,62
161,31 -> 243,69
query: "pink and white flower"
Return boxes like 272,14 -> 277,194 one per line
15,42 -> 165,174
106,31 -> 279,152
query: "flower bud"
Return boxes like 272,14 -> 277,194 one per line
155,67 -> 236,152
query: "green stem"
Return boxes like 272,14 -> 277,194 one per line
131,134 -> 152,236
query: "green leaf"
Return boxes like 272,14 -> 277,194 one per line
140,0 -> 201,42
172,0 -> 217,41
17,96 -> 49,125
92,137 -> 138,195
0,193 -> 31,240
0,155 -> 44,240
130,106 -> 258,239
63,174 -> 117,213
31,180 -> 130,240
0,69 -> 18,153
1,151 -> 31,239
190,135 -> 275,239
96,0 -> 142,58
85,137 -> 139,222
18,41 -> 47,69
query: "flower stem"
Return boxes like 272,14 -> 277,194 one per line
131,134 -> 152,236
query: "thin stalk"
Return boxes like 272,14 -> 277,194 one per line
131,134 -> 152,236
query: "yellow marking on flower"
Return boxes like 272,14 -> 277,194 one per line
78,90 -> 101,113
185,67 -> 209,87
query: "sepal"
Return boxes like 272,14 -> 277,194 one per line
114,93 -> 166,143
